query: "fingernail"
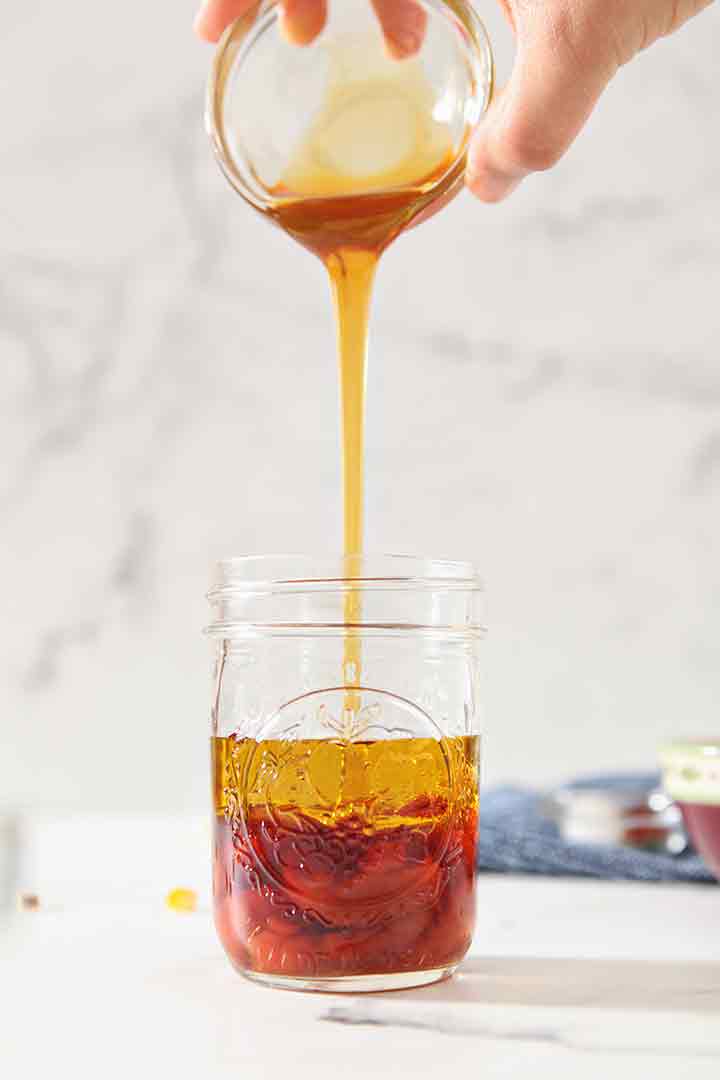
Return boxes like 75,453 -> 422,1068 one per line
280,1 -> 326,46
386,28 -> 422,59
466,129 -> 523,203
465,161 -> 521,203
193,1 -> 215,41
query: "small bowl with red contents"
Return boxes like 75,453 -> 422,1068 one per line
659,739 -> 720,881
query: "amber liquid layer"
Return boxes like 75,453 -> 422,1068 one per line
212,735 -> 479,978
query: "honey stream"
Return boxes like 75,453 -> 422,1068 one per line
265,56 -> 466,722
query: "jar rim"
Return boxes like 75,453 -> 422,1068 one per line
206,554 -> 485,637
209,553 -> 484,593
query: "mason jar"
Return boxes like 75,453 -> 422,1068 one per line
207,554 -> 484,992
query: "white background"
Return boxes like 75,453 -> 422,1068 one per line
2,1 -> 720,813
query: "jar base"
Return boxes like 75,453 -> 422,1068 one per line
238,965 -> 458,994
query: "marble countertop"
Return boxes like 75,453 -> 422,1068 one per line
2,816 -> 718,1079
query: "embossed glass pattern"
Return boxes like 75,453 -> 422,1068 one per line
207,555 -> 484,992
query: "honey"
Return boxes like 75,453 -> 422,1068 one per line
212,735 -> 479,978
267,51 -> 462,559
266,56 -> 464,704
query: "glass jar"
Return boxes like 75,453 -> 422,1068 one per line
207,554 -> 484,992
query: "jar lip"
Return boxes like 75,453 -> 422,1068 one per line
209,553 -> 484,593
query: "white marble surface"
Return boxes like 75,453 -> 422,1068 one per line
2,815 -> 719,1079
3,2 -> 720,813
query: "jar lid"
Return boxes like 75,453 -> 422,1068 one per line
659,740 -> 720,807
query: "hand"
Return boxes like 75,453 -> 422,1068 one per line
194,0 -> 715,203
467,0 -> 715,202
194,0 -> 427,61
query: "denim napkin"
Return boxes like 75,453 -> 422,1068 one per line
478,775 -> 715,883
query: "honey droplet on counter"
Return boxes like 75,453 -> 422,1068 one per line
166,888 -> 198,913
18,892 -> 40,912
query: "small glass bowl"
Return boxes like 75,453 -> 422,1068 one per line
206,0 -> 493,211
544,776 -> 687,855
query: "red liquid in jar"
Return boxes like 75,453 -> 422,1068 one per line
212,735 -> 479,979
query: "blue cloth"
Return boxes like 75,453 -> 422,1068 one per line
478,776 -> 716,884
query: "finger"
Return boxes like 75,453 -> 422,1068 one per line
466,14 -> 618,202
371,0 -> 427,60
194,0 -> 327,45
280,0 -> 327,45
194,0 -> 257,42
196,0 -> 426,55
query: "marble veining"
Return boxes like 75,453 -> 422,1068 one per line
323,1004 -> 567,1044
322,1004 -> 720,1060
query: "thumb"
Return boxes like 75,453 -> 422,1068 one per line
467,16 -> 618,202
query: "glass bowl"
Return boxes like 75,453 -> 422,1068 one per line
206,0 -> 493,211
659,739 -> 720,880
